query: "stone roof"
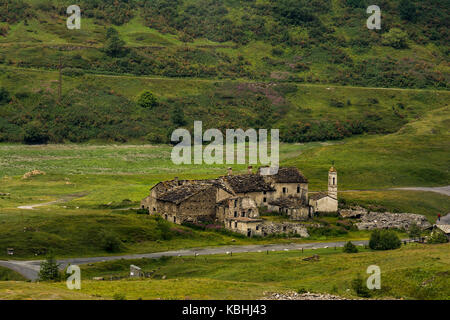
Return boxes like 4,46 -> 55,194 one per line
269,196 -> 307,208
228,217 -> 262,223
221,174 -> 275,194
157,184 -> 213,204
263,167 -> 308,183
436,225 -> 450,234
309,192 -> 329,200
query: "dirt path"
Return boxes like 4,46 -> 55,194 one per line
17,192 -> 89,210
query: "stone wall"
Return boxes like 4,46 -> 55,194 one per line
259,222 -> 309,237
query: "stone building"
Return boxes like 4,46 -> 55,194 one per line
308,167 -> 338,214
140,166 -> 337,237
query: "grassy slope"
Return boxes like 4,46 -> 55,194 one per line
46,243 -> 450,300
0,266 -> 27,281
0,281 -> 97,300
0,106 -> 449,258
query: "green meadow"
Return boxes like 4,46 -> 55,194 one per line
10,243 -> 444,300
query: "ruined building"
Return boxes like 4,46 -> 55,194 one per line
141,167 -> 338,237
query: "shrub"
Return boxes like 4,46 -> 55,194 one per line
0,87 -> 10,104
382,28 -> 408,49
102,234 -> 123,253
38,254 -> 61,281
137,91 -> 158,109
104,27 -> 126,57
398,0 -> 417,22
343,241 -> 358,253
351,274 -> 371,298
369,230 -> 402,250
428,229 -> 449,244
23,122 -> 49,145
408,224 -> 421,240
113,293 -> 126,300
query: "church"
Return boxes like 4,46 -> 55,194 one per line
141,166 -> 338,237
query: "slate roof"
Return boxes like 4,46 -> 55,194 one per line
228,217 -> 263,223
309,192 -> 329,200
436,225 -> 450,234
157,184 -> 213,204
261,167 -> 308,183
221,174 -> 275,194
269,196 -> 307,208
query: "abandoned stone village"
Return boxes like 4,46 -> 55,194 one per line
141,166 -> 339,237
141,165 -> 440,238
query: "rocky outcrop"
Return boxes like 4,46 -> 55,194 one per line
264,292 -> 348,300
339,206 -> 368,218
356,212 -> 431,231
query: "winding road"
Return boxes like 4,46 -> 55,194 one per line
5,185 -> 448,281
0,240 -> 370,281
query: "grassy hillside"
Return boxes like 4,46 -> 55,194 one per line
0,0 -> 448,144
0,0 -> 448,87
0,66 -> 449,144
50,243 -> 449,300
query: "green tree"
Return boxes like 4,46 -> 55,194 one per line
428,229 -> 449,244
137,91 -> 158,109
171,104 -> 186,126
23,121 -> 49,145
382,28 -> 408,49
104,27 -> 126,57
398,0 -> 417,22
0,87 -> 10,104
343,241 -> 358,253
369,230 -> 402,250
408,224 -> 421,240
102,234 -> 123,253
38,254 -> 61,281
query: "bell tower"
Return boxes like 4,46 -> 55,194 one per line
328,166 -> 338,199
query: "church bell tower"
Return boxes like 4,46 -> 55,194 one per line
328,166 -> 338,199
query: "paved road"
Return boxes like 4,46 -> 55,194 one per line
339,185 -> 450,196
392,186 -> 450,197
0,240 -> 369,281
437,213 -> 450,225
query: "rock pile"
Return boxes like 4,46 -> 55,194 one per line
356,212 -> 431,231
264,292 -> 348,300
22,170 -> 46,179
339,206 -> 368,218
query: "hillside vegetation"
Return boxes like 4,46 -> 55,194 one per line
0,0 -> 448,144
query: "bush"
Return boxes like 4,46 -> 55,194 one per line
137,91 -> 158,109
113,293 -> 127,300
369,230 -> 402,250
382,28 -> 408,49
104,27 -> 126,57
428,230 -> 449,244
102,234 -> 123,253
23,122 -> 49,145
343,241 -> 358,253
38,254 -> 61,281
408,224 -> 421,240
0,87 -> 10,104
351,274 -> 371,298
